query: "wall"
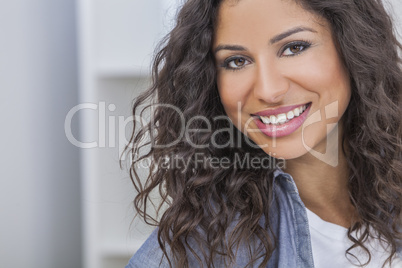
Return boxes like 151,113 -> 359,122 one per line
0,0 -> 81,267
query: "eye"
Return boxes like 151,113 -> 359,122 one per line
223,57 -> 251,70
281,41 -> 312,57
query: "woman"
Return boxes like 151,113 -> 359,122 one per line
124,0 -> 402,267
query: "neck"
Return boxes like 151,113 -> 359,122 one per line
283,125 -> 355,228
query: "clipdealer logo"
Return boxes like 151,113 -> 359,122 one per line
64,102 -> 137,159
301,101 -> 339,167
64,101 -> 340,166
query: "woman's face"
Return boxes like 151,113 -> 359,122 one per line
213,0 -> 351,160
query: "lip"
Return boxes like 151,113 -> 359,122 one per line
253,103 -> 312,138
253,102 -> 311,117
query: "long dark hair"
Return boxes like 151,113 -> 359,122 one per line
122,0 -> 402,267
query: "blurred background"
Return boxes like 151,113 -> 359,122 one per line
0,0 -> 400,268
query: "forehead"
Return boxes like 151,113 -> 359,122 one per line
218,0 -> 309,18
214,0 -> 327,43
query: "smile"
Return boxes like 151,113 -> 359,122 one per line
258,104 -> 309,125
252,103 -> 312,137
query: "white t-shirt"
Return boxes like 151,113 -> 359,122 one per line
306,208 -> 402,268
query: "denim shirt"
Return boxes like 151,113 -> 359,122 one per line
126,169 -> 402,268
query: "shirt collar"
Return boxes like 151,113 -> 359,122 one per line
273,167 -> 300,195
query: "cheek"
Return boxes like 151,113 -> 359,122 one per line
217,73 -> 253,118
314,60 -> 351,117
285,50 -> 351,111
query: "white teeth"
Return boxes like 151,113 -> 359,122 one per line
269,115 -> 277,124
259,104 -> 309,125
277,113 -> 287,124
260,116 -> 270,124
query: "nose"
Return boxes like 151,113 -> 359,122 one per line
253,61 -> 289,104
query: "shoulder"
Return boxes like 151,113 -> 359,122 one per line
125,228 -> 170,268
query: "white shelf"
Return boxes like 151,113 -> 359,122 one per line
96,65 -> 151,79
101,240 -> 146,258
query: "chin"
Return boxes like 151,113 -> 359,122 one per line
260,144 -> 310,161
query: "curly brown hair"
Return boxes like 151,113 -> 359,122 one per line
122,0 -> 402,267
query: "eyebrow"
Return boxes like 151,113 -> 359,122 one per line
269,26 -> 317,44
214,26 -> 317,54
214,44 -> 247,54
